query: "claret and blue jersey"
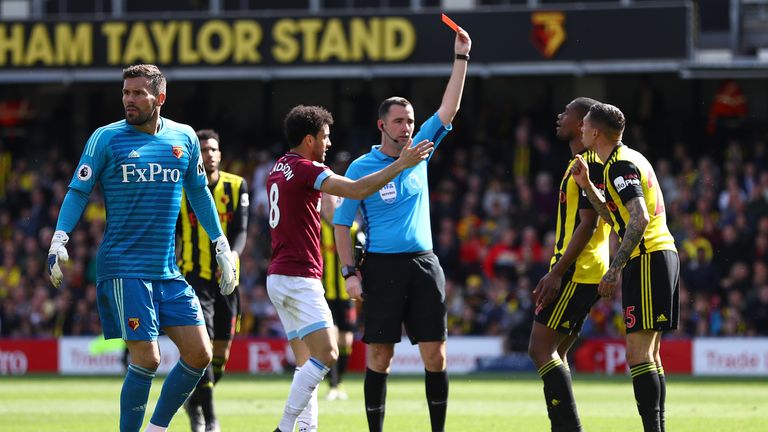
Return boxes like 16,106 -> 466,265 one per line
68,117 -> 208,282
333,112 -> 451,253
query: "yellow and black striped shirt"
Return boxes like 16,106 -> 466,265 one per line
321,219 -> 359,301
603,144 -> 676,257
178,171 -> 248,282
550,150 -> 610,284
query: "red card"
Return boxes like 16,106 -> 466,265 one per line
441,13 -> 459,32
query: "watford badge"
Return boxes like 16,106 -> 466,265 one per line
128,318 -> 140,331
531,12 -> 566,59
172,146 -> 184,159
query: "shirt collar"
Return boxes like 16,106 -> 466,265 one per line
371,145 -> 395,161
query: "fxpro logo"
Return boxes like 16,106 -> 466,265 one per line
121,163 -> 181,183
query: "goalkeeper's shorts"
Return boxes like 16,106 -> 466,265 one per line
97,278 -> 205,340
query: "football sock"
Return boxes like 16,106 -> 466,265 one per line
630,362 -> 661,432
196,366 -> 216,423
278,357 -> 329,432
425,369 -> 449,432
212,355 -> 227,384
149,359 -> 205,428
364,368 -> 389,432
296,381 -> 319,432
657,365 -> 666,432
538,358 -> 582,432
120,364 -> 155,432
337,346 -> 351,384
143,424 -> 167,432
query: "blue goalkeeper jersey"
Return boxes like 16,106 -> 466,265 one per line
68,118 -> 208,282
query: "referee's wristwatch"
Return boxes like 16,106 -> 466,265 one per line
341,265 -> 358,279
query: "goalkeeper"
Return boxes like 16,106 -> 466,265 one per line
47,64 -> 236,432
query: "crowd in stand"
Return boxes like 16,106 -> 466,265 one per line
2,105 -> 768,353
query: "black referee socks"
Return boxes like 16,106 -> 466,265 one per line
364,368 -> 388,432
425,369 -> 449,432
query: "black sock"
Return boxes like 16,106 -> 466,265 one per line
197,366 -> 216,423
425,370 -> 449,432
329,363 -> 340,387
337,347 -> 351,384
364,368 -> 388,432
538,358 -> 582,432
630,362 -> 661,432
211,355 -> 226,384
657,365 -> 666,432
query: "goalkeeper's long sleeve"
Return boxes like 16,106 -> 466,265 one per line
55,188 -> 89,233
185,185 -> 224,241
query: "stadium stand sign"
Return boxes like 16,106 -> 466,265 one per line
0,4 -> 691,82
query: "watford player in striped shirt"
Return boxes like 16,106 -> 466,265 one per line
529,97 -> 609,432
178,129 -> 249,432
572,103 -> 679,432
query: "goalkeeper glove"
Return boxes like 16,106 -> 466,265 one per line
48,230 -> 70,288
213,235 -> 237,295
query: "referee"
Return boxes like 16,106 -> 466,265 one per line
178,129 -> 249,432
333,28 -> 472,432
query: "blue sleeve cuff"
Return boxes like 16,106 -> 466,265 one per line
186,186 -> 224,240
56,188 -> 89,233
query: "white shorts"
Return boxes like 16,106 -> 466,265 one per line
266,274 -> 333,340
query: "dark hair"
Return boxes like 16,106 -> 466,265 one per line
588,103 -> 625,139
122,64 -> 166,96
378,97 -> 412,120
284,105 -> 334,148
196,129 -> 220,143
571,97 -> 600,117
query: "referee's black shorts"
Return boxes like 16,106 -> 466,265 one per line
621,250 -> 680,334
360,251 -> 446,345
185,273 -> 240,341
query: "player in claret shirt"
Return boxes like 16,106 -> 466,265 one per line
266,105 -> 433,432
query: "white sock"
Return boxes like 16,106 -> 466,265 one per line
296,385 -> 318,432
144,423 -> 167,432
278,358 -> 329,432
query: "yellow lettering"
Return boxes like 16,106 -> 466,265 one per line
350,18 -> 380,61
123,22 -> 155,64
197,20 -> 231,64
178,21 -> 199,64
384,18 -> 415,61
102,22 -> 127,65
317,18 -> 348,62
0,24 -> 25,66
24,24 -> 54,66
272,19 -> 299,63
55,23 -> 92,66
298,19 -> 323,62
150,21 -> 179,64
233,20 -> 261,63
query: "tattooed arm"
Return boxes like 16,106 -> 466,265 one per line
570,154 -> 613,225
598,197 -> 649,297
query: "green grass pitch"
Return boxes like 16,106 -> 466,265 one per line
1,373 -> 766,431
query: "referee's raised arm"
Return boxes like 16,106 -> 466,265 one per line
437,27 -> 472,126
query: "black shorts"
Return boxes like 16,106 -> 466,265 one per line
360,251 -> 446,345
327,298 -> 357,333
621,250 -> 680,334
534,277 -> 599,335
185,273 -> 240,341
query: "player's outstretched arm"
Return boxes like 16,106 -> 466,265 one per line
185,186 -> 236,294
321,139 -> 433,199
48,188 -> 90,288
437,28 -> 471,125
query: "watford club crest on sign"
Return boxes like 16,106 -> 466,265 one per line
531,11 -> 566,59
172,146 -> 183,159
128,318 -> 140,331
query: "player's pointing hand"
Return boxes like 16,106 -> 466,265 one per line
570,154 -> 590,188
